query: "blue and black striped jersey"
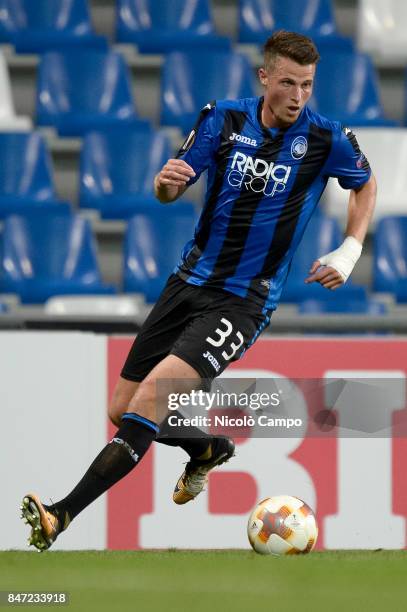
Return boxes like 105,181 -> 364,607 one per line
175,96 -> 371,312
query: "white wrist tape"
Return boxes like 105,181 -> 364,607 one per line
318,236 -> 363,282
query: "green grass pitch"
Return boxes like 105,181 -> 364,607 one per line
1,550 -> 406,612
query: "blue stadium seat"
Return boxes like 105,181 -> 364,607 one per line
238,0 -> 353,50
116,0 -> 230,53
281,214 -> 366,302
299,298 -> 386,314
79,127 -> 171,219
0,132 -> 69,218
395,279 -> 407,303
161,50 -> 256,133
311,49 -> 396,126
0,0 -> 107,53
373,216 -> 407,296
36,50 -> 148,137
0,209 -> 115,304
0,0 -> 25,42
124,207 -> 197,302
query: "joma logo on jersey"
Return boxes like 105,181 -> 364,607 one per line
228,151 -> 291,197
229,132 -> 257,146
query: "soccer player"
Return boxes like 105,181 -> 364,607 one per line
21,30 -> 376,551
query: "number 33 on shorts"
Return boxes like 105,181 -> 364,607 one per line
206,317 -> 244,361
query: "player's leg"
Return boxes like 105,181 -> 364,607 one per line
21,353 -> 201,551
109,277 -> 230,459
108,377 -> 139,427
107,365 -> 235,506
120,352 -> 235,504
109,373 -> 230,492
168,294 -> 271,504
110,377 -> 219,460
21,274 -> 184,550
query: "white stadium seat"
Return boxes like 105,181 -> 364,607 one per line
358,0 -> 407,66
44,295 -> 144,316
0,50 -> 32,131
323,128 -> 407,224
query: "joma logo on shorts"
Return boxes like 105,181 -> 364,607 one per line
202,350 -> 221,372
229,132 -> 257,146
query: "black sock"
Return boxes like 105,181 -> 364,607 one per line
157,411 -> 212,459
50,413 -> 158,523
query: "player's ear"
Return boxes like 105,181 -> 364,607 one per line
258,67 -> 268,87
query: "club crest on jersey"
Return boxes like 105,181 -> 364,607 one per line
291,136 -> 308,160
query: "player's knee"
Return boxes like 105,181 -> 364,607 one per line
109,379 -> 140,427
128,378 -> 157,421
108,401 -> 123,427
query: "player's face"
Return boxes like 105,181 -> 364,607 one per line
259,56 -> 315,128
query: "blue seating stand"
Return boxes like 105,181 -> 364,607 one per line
116,0 -> 230,53
0,210 -> 115,303
80,127 -> 171,219
161,50 -> 256,133
36,50 -> 148,137
124,207 -> 197,302
0,0 -> 107,52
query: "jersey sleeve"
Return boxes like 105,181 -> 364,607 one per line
176,101 -> 219,186
325,126 -> 371,189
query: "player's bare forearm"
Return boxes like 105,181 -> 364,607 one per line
154,159 -> 196,203
345,173 -> 377,244
305,174 -> 377,290
154,179 -> 187,203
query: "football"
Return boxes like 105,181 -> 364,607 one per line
247,495 -> 318,555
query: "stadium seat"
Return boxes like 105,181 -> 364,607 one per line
161,50 -> 256,134
324,128 -> 407,224
373,216 -> 407,296
394,280 -> 407,304
358,0 -> 407,67
0,0 -> 107,53
238,0 -> 353,50
281,214 -> 366,302
0,132 -> 70,218
36,50 -> 148,137
116,0 -> 230,53
0,50 -> 31,130
0,209 -> 115,304
124,207 -> 197,302
0,0 -> 25,42
299,298 -> 386,314
44,295 -> 142,316
79,127 -> 171,218
310,49 -> 395,127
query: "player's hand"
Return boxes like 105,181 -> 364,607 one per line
304,261 -> 344,290
155,159 -> 196,188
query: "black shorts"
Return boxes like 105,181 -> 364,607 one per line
121,274 -> 272,381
